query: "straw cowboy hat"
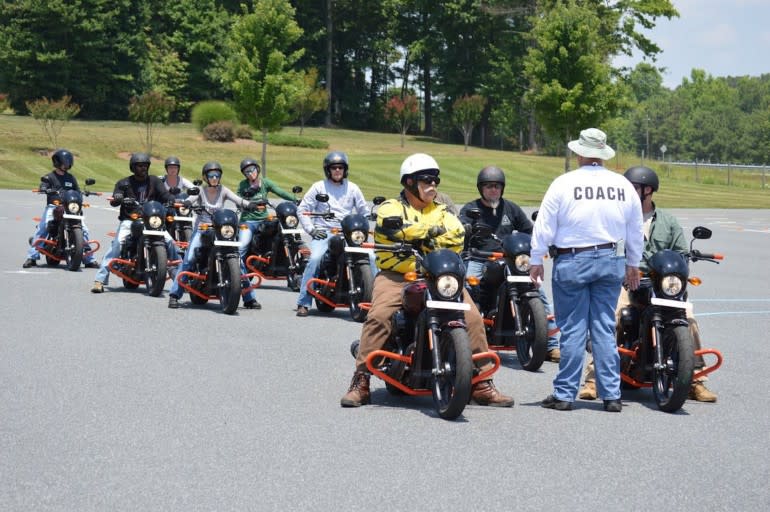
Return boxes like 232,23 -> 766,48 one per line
567,128 -> 615,160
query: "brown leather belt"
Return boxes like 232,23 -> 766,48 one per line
555,242 -> 616,255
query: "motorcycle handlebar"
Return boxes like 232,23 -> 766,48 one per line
690,249 -> 724,263
469,248 -> 504,260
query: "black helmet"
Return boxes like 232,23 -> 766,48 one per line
323,151 -> 349,179
52,149 -> 74,170
164,156 -> 181,170
202,161 -> 223,185
624,166 -> 659,192
129,152 -> 152,173
476,165 -> 506,195
240,158 -> 260,175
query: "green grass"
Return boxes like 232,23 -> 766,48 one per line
1,114 -> 767,208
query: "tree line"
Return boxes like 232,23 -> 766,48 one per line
1,0 -> 768,165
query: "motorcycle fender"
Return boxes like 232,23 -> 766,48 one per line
280,228 -> 303,235
520,290 -> 542,300
214,240 -> 240,247
344,246 -> 374,254
650,297 -> 691,310
142,229 -> 168,237
62,214 -> 84,221
426,300 -> 470,311
506,275 -> 531,284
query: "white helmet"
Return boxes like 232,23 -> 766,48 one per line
399,153 -> 439,183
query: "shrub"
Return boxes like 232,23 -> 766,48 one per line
127,90 -> 175,154
25,95 -> 81,149
202,121 -> 235,142
0,93 -> 10,112
234,124 -> 253,139
191,101 -> 238,133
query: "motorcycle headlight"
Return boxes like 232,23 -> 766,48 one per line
284,215 -> 298,228
349,230 -> 367,246
660,275 -> 684,297
220,224 -> 236,240
148,215 -> 163,229
179,206 -> 191,216
514,254 -> 531,273
66,202 -> 80,214
435,274 -> 461,300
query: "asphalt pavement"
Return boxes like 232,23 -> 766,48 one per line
1,189 -> 769,511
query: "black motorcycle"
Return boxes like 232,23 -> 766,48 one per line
463,210 -> 548,371
107,197 -> 176,297
618,226 -> 724,413
350,216 -> 500,420
31,177 -> 100,271
165,184 -> 197,251
176,208 -> 244,315
243,186 -> 308,291
307,195 -> 384,322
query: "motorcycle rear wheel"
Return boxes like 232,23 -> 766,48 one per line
515,296 -> 548,371
64,226 -> 84,271
349,263 -> 374,322
219,257 -> 242,315
145,244 -> 168,297
653,324 -> 695,413
432,328 -> 473,420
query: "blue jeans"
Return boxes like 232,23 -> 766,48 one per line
95,220 -> 179,286
27,204 -> 95,263
296,237 -> 376,308
170,230 -> 255,303
238,220 -> 263,261
550,249 -> 625,402
466,259 -> 560,350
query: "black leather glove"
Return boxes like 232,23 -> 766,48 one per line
310,228 -> 328,240
428,225 -> 446,238
182,199 -> 193,209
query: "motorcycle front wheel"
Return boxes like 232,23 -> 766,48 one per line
64,226 -> 84,271
653,324 -> 695,413
218,256 -> 242,315
145,244 -> 168,297
349,263 -> 374,322
515,296 -> 548,372
432,328 -> 473,420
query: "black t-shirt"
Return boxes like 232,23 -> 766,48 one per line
40,170 -> 80,204
112,175 -> 172,220
459,198 -> 533,252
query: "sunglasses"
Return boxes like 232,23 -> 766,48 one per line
206,172 -> 222,179
482,182 -> 502,189
244,166 -> 259,175
415,174 -> 440,185
328,164 -> 345,171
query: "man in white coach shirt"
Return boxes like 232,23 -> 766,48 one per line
529,128 -> 643,413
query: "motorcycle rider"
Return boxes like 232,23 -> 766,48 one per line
340,153 -> 514,408
579,166 -> 718,402
459,165 -> 561,362
294,151 -> 372,317
167,161 -> 262,309
236,158 -> 297,265
91,152 -> 180,293
160,156 -> 194,192
23,149 -> 99,269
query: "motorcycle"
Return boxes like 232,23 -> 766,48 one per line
176,206 -> 244,315
305,195 -> 385,322
243,186 -> 309,291
31,177 -> 100,271
107,195 -> 181,297
617,226 -> 724,412
165,183 -> 198,254
462,209 -> 549,371
350,216 -> 501,420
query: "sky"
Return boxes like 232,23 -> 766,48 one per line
614,0 -> 770,89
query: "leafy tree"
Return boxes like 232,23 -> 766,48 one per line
25,96 -> 81,149
452,94 -> 487,151
144,41 -> 190,120
127,90 -> 176,155
0,0 -> 145,119
523,0 -> 629,171
489,101 -> 519,150
222,0 -> 304,176
384,94 -> 420,147
292,67 -> 328,135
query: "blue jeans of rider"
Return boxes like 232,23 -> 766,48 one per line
296,237 -> 377,309
94,220 -> 179,286
465,259 -> 560,351
550,248 -> 625,402
27,204 -> 96,263
170,229 -> 256,303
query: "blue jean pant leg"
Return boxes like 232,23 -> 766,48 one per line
465,259 -> 484,279
539,288 -> 560,350
94,220 -> 132,285
170,230 -> 203,298
82,223 -> 95,263
239,256 -> 256,303
551,250 -> 624,401
296,237 -> 330,308
238,221 -> 261,260
27,205 -> 54,260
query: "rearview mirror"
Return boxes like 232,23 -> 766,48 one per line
85,178 -> 96,186
315,193 -> 329,203
692,226 -> 712,240
292,185 -> 303,194
373,196 -> 386,205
